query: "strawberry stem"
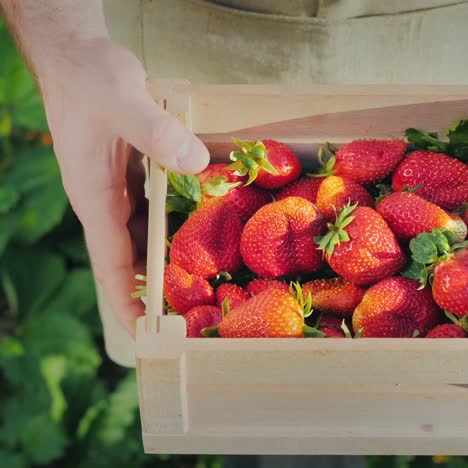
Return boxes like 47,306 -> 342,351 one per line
201,325 -> 220,337
307,144 -> 336,178
228,138 -> 278,185
289,281 -> 313,318
314,202 -> 357,257
303,325 -> 325,338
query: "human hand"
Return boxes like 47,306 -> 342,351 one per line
39,38 -> 209,336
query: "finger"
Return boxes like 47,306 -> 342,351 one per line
114,88 -> 210,174
64,138 -> 145,337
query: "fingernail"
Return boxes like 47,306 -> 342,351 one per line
176,139 -> 209,173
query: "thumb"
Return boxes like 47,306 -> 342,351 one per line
115,89 -> 210,174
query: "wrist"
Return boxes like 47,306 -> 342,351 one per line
0,0 -> 109,81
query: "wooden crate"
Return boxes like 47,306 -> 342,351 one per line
136,81 -> 468,455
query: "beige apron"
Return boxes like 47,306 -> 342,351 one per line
100,0 -> 468,366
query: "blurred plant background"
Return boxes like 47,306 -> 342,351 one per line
0,16 -> 467,468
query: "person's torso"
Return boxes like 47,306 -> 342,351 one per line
103,0 -> 468,85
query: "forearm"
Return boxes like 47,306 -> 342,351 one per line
0,0 -> 108,80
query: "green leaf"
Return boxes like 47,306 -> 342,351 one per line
14,180 -> 68,244
97,371 -> 139,445
58,235 -> 90,263
0,182 -> 19,213
430,229 -> 452,255
76,400 -> 107,439
0,450 -> 28,468
40,355 -> 67,422
21,413 -> 68,464
405,128 -> 448,153
165,194 -> 196,214
167,172 -> 201,202
24,310 -> 101,379
8,146 -> 61,194
402,260 -> 426,281
446,119 -> 468,144
0,211 -> 20,256
1,249 -> 66,317
303,325 -> 325,338
46,268 -> 97,318
409,234 -> 439,264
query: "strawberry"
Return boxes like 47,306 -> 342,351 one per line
197,162 -> 271,222
276,177 -> 321,204
426,324 -> 466,338
228,138 -> 302,189
184,306 -> 222,338
316,314 -> 344,330
315,204 -> 406,286
163,264 -> 215,314
352,277 -> 440,337
377,191 -> 467,242
245,279 -> 289,295
205,284 -> 323,338
197,163 -> 246,187
321,328 -> 345,338
392,151 -> 468,211
313,140 -> 407,184
302,277 -> 365,317
316,175 -> 374,221
224,184 -> 272,223
432,248 -> 468,317
170,197 -> 243,279
241,197 -> 325,278
404,229 -> 468,317
216,283 -> 250,309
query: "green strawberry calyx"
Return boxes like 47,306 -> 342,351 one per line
288,282 -> 324,338
307,143 -> 337,178
201,176 -> 243,197
444,311 -> 468,333
227,138 -> 278,185
403,228 -> 468,288
340,319 -> 364,339
130,274 -> 147,299
314,202 -> 358,257
405,119 -> 468,163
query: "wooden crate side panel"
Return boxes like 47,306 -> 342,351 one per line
138,355 -> 188,434
142,384 -> 468,455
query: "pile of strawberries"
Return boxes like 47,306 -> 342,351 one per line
161,127 -> 468,339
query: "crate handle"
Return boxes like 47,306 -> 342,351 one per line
145,80 -> 192,333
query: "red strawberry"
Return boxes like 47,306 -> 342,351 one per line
314,140 -> 407,184
197,163 -> 246,186
207,285 -> 322,338
197,162 -> 271,222
246,279 -> 289,295
170,197 -> 243,279
276,177 -> 321,204
302,277 -> 365,317
216,284 -> 250,309
184,306 -> 222,338
316,204 -> 406,286
317,314 -> 344,330
464,207 -> 468,227
352,277 -> 440,337
228,138 -> 302,189
321,328 -> 345,338
404,230 -> 468,317
377,191 -> 467,242
316,175 -> 374,221
432,248 -> 468,317
241,197 -> 325,278
392,151 -> 468,211
426,324 -> 466,338
224,184 -> 272,223
163,264 -> 215,314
